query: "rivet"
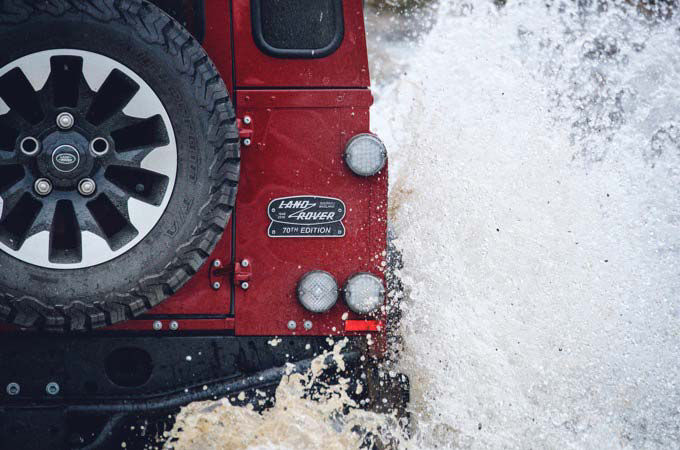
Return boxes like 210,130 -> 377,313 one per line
152,320 -> 162,331
46,382 -> 60,395
287,320 -> 297,330
6,383 -> 19,396
169,321 -> 179,331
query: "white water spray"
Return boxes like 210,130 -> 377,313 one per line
375,1 -> 680,448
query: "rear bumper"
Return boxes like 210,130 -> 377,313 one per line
0,333 -> 376,449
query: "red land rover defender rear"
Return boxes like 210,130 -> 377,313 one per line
0,0 -> 407,447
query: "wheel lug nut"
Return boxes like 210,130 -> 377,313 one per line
78,178 -> 96,196
19,136 -> 40,156
56,112 -> 74,130
34,178 -> 52,196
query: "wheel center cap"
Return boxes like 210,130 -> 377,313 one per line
51,145 -> 81,173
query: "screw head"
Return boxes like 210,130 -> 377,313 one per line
212,281 -> 221,290
241,281 -> 249,290
34,178 -> 52,196
243,138 -> 252,147
46,382 -> 60,395
169,320 -> 179,331
6,382 -> 19,396
303,320 -> 313,330
213,259 -> 222,268
78,178 -> 96,196
243,116 -> 252,125
56,112 -> 74,130
152,320 -> 162,331
287,320 -> 297,330
241,259 -> 249,267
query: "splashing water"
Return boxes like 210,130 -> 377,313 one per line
172,1 -> 680,448
375,0 -> 680,448
168,341 -> 402,449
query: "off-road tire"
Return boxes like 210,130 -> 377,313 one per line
0,0 -> 239,331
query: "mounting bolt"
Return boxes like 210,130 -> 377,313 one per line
213,259 -> 222,268
169,321 -> 179,331
243,138 -> 252,147
303,320 -> 313,330
212,281 -> 221,290
6,382 -> 19,396
241,281 -> 249,290
243,115 -> 252,125
46,382 -> 60,395
56,112 -> 74,130
34,178 -> 52,196
78,178 -> 96,196
241,259 -> 249,268
152,320 -> 162,331
287,320 -> 297,330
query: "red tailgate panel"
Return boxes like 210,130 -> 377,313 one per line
234,90 -> 387,336
232,0 -> 370,88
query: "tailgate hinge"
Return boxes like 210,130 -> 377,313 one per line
210,259 -> 252,290
237,116 -> 254,147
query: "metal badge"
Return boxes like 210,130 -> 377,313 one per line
268,196 -> 346,238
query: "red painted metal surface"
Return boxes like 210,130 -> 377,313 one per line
232,89 -> 387,337
232,0 -> 371,88
202,0 -> 234,92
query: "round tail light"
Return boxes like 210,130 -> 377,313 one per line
343,273 -> 385,314
344,134 -> 387,177
297,271 -> 339,313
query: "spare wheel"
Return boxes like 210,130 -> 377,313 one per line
0,0 -> 240,331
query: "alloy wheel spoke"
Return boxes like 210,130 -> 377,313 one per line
0,165 -> 25,195
86,188 -> 138,251
0,179 -> 29,217
49,199 -> 82,264
0,112 -> 22,151
109,114 -> 169,152
0,191 -> 42,251
43,55 -> 85,109
0,68 -> 44,125
86,69 -> 140,126
104,165 -> 170,206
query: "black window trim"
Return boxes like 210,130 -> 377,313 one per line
250,0 -> 345,59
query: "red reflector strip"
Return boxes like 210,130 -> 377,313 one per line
344,320 -> 383,332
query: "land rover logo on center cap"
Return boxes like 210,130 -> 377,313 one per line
52,145 -> 80,173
